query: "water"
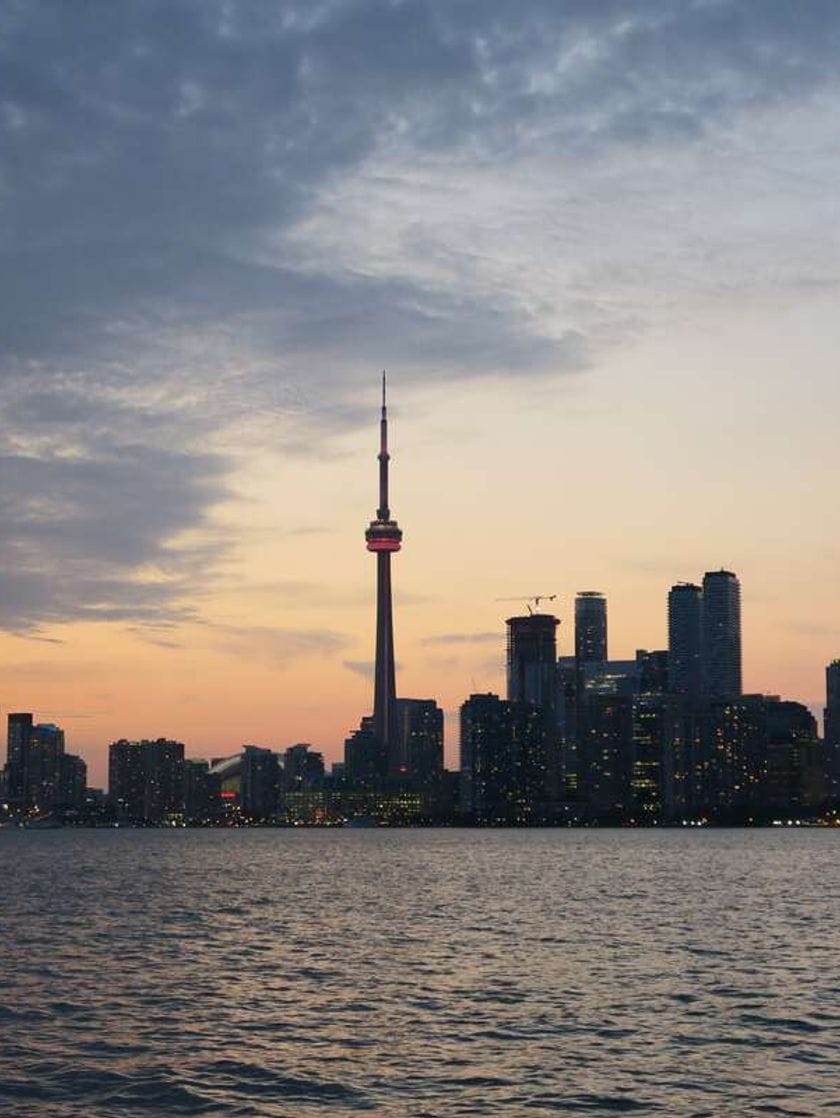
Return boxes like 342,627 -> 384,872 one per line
1,829 -> 838,1117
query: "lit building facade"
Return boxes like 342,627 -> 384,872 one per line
108,738 -> 185,823
393,698 -> 444,790
459,693 -> 550,823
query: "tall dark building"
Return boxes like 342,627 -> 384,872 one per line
668,582 -> 703,697
631,697 -> 677,820
765,700 -> 823,813
364,373 -> 403,773
636,649 -> 669,695
284,744 -> 325,790
701,570 -> 742,698
26,723 -> 65,812
183,759 -> 221,821
344,716 -> 382,789
506,612 -> 560,809
109,738 -> 185,822
577,693 -> 634,819
393,699 -> 444,789
506,613 -> 560,717
824,660 -> 840,799
826,660 -> 840,717
575,591 -> 607,666
58,753 -> 87,810
459,693 -> 549,823
697,696 -> 765,816
5,712 -> 33,808
241,745 -> 280,819
4,714 -> 81,814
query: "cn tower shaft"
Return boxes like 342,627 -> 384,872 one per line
364,373 -> 402,767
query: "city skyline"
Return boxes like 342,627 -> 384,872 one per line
1,3 -> 839,786
3,379 -> 836,823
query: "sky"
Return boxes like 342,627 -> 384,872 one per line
1,0 -> 839,785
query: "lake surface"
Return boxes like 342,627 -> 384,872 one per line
1,829 -> 838,1117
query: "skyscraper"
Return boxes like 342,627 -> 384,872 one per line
824,660 -> 840,798
506,613 -> 560,719
701,569 -> 742,698
393,699 -> 444,789
668,582 -> 703,697
241,745 -> 280,820
825,660 -> 840,742
26,722 -> 65,812
364,373 -> 403,772
459,693 -> 549,823
506,612 -> 561,811
5,712 -> 33,808
3,713 -> 82,815
108,738 -> 185,822
575,592 -> 607,666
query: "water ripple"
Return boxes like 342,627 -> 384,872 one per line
1,829 -> 839,1117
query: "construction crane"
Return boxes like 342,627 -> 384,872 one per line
495,594 -> 557,615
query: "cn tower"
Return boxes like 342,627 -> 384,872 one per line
365,372 -> 402,765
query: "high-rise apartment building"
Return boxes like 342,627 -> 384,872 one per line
824,660 -> 840,798
5,712 -> 33,807
344,716 -> 382,789
636,649 -> 669,695
668,582 -> 703,697
575,592 -> 607,666
183,759 -> 221,821
240,745 -> 280,820
459,693 -> 549,823
701,570 -> 742,698
283,744 -> 325,790
765,700 -> 823,812
506,612 -> 560,809
59,754 -> 87,810
577,692 -> 634,819
109,738 -> 185,822
3,714 -> 83,814
393,699 -> 444,789
26,723 -> 65,811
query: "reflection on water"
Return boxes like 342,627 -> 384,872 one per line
1,829 -> 838,1117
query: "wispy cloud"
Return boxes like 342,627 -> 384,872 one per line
422,632 -> 502,646
215,624 -> 352,666
343,660 -> 375,680
343,659 -> 402,680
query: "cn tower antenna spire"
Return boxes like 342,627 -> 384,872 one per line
378,369 -> 390,521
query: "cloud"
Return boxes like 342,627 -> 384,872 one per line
2,1 -> 840,631
343,659 -> 403,680
0,445 -> 230,631
782,620 -> 838,638
216,624 -> 352,666
422,632 -> 502,646
9,632 -> 67,645
343,659 -> 375,680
